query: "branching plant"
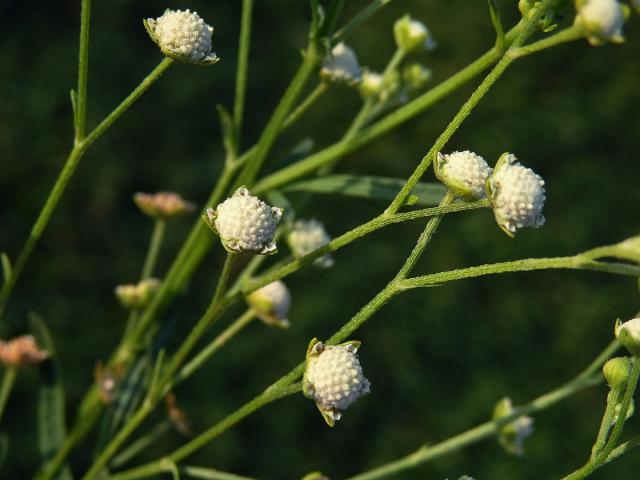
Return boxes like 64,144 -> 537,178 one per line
1,0 -> 639,479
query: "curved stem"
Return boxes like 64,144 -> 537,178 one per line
281,82 -> 329,131
0,368 -> 17,423
108,383 -> 303,480
0,58 -> 173,320
345,342 -> 619,480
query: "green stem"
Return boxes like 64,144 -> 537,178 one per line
233,46 -> 320,188
0,368 -> 17,423
281,82 -> 329,131
140,220 -> 166,281
170,310 -> 256,391
345,341 -> 619,480
75,0 -> 92,140
384,16 -> 540,214
510,25 -> 584,59
590,388 -> 623,459
399,257 -> 640,290
110,421 -> 171,469
82,254 -> 236,480
602,433 -> 640,466
0,58 -> 173,320
332,0 -> 394,43
343,48 -> 406,141
178,465 -> 258,480
233,0 -> 254,151
108,383 -> 303,480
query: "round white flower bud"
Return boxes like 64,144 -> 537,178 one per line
359,70 -> 384,99
287,219 -> 334,268
574,0 -> 625,46
303,340 -> 370,426
144,9 -> 218,64
393,15 -> 436,52
615,318 -> 640,356
488,154 -> 546,236
435,151 -> 493,200
207,187 -> 283,254
320,43 -> 362,85
246,280 -> 291,328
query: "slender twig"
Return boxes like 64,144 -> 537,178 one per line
233,0 -> 254,151
140,220 -> 166,281
344,341 -> 619,480
75,0 -> 92,140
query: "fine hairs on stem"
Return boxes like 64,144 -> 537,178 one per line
2,1 -> 638,480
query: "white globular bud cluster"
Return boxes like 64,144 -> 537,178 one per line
615,318 -> 640,356
493,397 -> 534,456
393,15 -> 437,52
435,151 -> 493,200
303,340 -> 370,426
320,43 -> 362,85
144,9 -> 218,64
574,0 -> 625,46
207,187 -> 283,254
287,219 -> 334,268
247,280 -> 292,328
488,154 -> 546,236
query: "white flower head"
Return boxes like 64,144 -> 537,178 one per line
206,187 -> 283,255
574,0 -> 625,46
320,43 -> 362,85
303,339 -> 371,426
287,219 -> 334,268
144,9 -> 219,65
615,318 -> 640,356
488,153 -> 546,236
393,15 -> 437,52
435,150 -> 493,200
246,280 -> 291,328
493,397 -> 534,456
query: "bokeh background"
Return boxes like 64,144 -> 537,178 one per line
1,1 -> 639,479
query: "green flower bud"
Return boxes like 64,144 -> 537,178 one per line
402,63 -> 432,90
603,357 -> 631,389
615,318 -> 640,356
611,396 -> 635,425
393,15 -> 436,52
115,278 -> 160,310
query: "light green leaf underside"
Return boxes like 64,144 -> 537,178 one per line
283,174 -> 447,206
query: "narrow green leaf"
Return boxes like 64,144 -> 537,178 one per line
216,104 -> 237,159
70,89 -> 78,128
1,253 -> 11,286
283,174 -> 447,206
29,313 -> 73,480
148,349 -> 165,400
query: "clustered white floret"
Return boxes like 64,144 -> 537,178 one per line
488,154 -> 546,235
320,43 -> 362,85
574,0 -> 625,46
145,9 -> 218,64
303,341 -> 370,425
207,187 -> 282,254
247,280 -> 291,328
287,219 -> 334,267
615,318 -> 640,356
435,151 -> 493,199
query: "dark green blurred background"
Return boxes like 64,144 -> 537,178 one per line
1,1 -> 639,479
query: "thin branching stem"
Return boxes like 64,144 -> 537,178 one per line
0,368 -> 17,424
233,0 -> 254,152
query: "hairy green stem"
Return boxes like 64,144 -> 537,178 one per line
332,0 -> 394,43
0,368 -> 17,423
110,421 -> 171,469
0,58 -> 173,320
75,0 -> 92,140
345,341 -> 619,480
233,46 -> 320,188
179,465 -> 258,480
399,256 -> 640,290
590,389 -> 623,459
108,383 -> 302,480
282,82 -> 329,131
82,254 -> 236,480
